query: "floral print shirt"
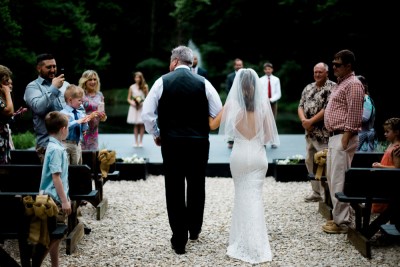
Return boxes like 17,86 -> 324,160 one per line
299,79 -> 336,143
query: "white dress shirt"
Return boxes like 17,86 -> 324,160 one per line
259,74 -> 282,103
141,65 -> 222,138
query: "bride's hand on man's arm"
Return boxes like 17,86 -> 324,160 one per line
209,107 -> 224,130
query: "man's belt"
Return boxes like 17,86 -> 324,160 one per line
329,130 -> 345,137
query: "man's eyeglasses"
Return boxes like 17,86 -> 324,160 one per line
332,63 -> 344,68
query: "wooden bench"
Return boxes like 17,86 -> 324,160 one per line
10,149 -> 117,220
81,150 -> 119,200
0,193 -> 68,266
0,164 -> 100,255
334,167 -> 400,258
308,151 -> 384,220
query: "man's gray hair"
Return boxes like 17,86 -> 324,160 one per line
171,45 -> 194,66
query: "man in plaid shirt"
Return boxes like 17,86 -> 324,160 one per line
322,49 -> 364,234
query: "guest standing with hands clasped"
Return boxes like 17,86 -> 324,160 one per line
211,68 -> 279,264
298,62 -> 335,203
141,45 -> 222,255
323,49 -> 364,234
79,70 -> 107,150
127,71 -> 148,147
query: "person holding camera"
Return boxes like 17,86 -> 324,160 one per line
24,53 -> 70,163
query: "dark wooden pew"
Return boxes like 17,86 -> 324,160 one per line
10,149 -> 117,220
334,167 -> 400,258
308,151 -> 385,220
81,150 -> 119,202
0,194 -> 68,267
0,164 -> 100,255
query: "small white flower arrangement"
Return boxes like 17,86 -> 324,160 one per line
276,154 -> 305,165
122,154 -> 146,164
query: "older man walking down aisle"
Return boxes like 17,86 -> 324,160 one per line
323,49 -> 364,234
141,45 -> 222,255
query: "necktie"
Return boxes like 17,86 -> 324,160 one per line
268,76 -> 272,99
72,109 -> 80,142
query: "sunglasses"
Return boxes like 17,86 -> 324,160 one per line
332,63 -> 344,68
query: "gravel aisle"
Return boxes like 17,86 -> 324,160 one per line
2,176 -> 399,266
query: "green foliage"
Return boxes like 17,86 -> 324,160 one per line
0,0 -> 35,67
1,0 -> 109,85
375,141 -> 389,153
275,60 -> 302,103
280,101 -> 299,113
12,131 -> 35,149
136,58 -> 168,86
103,88 -> 128,105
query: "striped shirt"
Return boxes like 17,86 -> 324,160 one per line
324,72 -> 364,133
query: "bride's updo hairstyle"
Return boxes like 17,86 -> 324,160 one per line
240,69 -> 255,112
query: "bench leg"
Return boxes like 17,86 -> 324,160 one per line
363,210 -> 391,239
65,222 -> 85,255
347,227 -> 371,258
0,246 -> 21,267
96,197 -> 108,220
94,177 -> 104,201
17,239 -> 31,267
318,181 -> 333,220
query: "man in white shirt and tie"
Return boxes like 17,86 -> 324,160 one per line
259,62 -> 281,148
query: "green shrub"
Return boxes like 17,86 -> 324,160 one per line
12,131 -> 35,149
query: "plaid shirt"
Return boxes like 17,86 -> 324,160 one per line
324,72 -> 364,133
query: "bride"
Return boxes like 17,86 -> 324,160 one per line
210,68 -> 279,264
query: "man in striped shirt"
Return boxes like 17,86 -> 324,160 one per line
322,49 -> 364,234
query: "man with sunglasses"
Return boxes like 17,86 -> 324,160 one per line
322,49 -> 364,234
24,53 -> 69,163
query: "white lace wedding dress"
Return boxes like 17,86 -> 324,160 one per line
226,137 -> 272,264
218,68 -> 278,264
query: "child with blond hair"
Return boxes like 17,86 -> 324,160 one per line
60,84 -> 91,164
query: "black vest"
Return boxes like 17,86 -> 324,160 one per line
158,68 -> 209,139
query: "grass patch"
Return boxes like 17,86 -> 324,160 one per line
12,131 -> 35,149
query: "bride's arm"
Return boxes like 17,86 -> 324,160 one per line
209,107 -> 224,130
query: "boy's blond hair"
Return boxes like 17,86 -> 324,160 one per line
64,84 -> 85,102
